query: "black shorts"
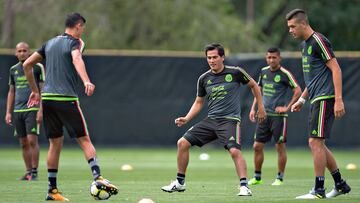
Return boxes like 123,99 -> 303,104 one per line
43,100 -> 89,139
13,111 -> 39,137
255,116 -> 287,143
308,99 -> 334,139
183,117 -> 241,150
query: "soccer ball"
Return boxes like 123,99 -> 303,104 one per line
90,181 -> 110,200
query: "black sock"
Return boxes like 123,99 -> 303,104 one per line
254,171 -> 261,181
315,176 -> 325,191
31,168 -> 38,176
277,172 -> 284,181
240,178 -> 248,187
177,173 -> 185,185
48,169 -> 58,192
88,157 -> 101,180
331,168 -> 343,184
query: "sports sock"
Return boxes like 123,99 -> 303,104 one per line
177,173 -> 185,185
240,178 -> 248,187
88,157 -> 101,180
254,170 -> 261,181
315,176 -> 325,191
31,168 -> 38,176
331,168 -> 343,184
48,169 -> 58,192
276,172 -> 284,181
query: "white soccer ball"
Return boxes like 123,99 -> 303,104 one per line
138,198 -> 155,203
90,181 -> 110,200
199,153 -> 210,161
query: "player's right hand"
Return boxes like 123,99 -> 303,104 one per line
257,108 -> 266,123
84,81 -> 95,96
5,113 -> 12,125
249,109 -> 256,123
27,91 -> 40,108
291,101 -> 303,112
175,117 -> 188,127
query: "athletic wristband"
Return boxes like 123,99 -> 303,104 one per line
298,97 -> 306,104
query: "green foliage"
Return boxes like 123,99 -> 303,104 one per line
0,0 -> 359,51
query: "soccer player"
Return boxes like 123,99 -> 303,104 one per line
248,47 -> 301,186
161,43 -> 266,196
23,13 -> 118,201
5,42 -> 44,181
286,9 -> 351,199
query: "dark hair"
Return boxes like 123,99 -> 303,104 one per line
267,47 -> 280,55
286,9 -> 308,23
65,12 -> 86,28
204,43 -> 225,57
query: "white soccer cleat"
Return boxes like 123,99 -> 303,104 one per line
237,186 -> 252,196
295,188 -> 325,199
161,180 -> 186,193
326,180 -> 351,198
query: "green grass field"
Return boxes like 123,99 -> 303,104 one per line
1,147 -> 359,203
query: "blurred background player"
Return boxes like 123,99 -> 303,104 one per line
161,43 -> 266,196
287,9 -> 351,199
5,42 -> 44,181
23,13 -> 118,201
248,47 -> 301,186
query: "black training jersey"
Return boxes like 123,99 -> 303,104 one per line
258,66 -> 298,116
197,65 -> 251,121
37,33 -> 85,101
301,32 -> 336,103
8,62 -> 45,112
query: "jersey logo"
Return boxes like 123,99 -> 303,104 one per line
225,74 -> 233,82
274,75 -> 281,83
31,127 -> 37,133
263,74 -> 267,79
312,130 -> 318,135
15,70 -> 19,75
229,136 -> 235,141
307,45 -> 312,55
207,79 -> 212,85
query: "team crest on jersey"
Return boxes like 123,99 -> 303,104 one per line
274,75 -> 281,82
307,45 -> 312,55
225,74 -> 233,82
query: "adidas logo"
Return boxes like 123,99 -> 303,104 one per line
207,80 -> 212,85
312,130 -> 317,135
229,136 -> 235,141
31,128 -> 37,133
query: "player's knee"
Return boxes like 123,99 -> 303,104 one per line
253,143 -> 263,152
177,138 -> 190,150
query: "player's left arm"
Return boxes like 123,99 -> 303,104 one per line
71,49 -> 95,96
247,79 -> 266,123
326,58 -> 345,119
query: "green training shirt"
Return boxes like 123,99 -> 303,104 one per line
8,62 -> 45,112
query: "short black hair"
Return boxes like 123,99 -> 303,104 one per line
204,43 -> 225,57
65,12 -> 86,28
267,47 -> 280,55
286,9 -> 308,23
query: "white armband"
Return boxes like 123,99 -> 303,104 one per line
298,97 -> 306,104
